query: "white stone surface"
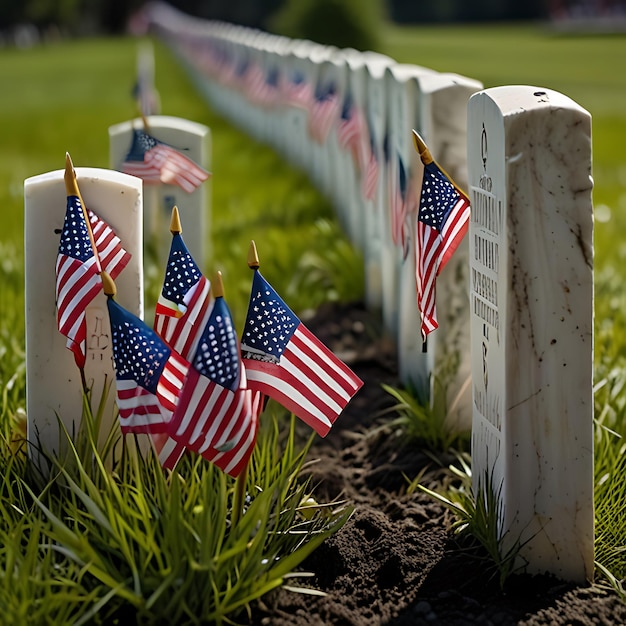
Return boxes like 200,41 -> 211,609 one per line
24,168 -> 143,459
468,85 -> 594,582
108,115 -> 211,271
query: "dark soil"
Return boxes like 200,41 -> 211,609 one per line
248,301 -> 626,626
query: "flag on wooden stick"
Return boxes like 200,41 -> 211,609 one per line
154,207 -> 212,358
122,129 -> 210,193
412,130 -> 471,340
56,153 -> 131,369
241,267 -> 363,437
308,83 -> 341,144
56,193 -> 102,369
166,272 -> 259,477
152,207 -> 213,468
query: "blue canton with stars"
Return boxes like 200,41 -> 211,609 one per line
107,298 -> 170,392
241,271 -> 299,363
58,195 -> 94,261
125,129 -> 159,161
161,234 -> 202,305
192,297 -> 240,391
418,167 -> 458,231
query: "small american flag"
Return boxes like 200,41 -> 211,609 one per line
122,129 -> 210,194
154,232 -> 212,358
247,66 -> 280,107
107,297 -> 189,434
337,93 -> 367,168
413,131 -> 470,339
389,152 -> 416,259
166,295 -> 259,477
241,270 -> 363,437
308,83 -> 341,144
280,70 -> 312,109
56,195 -> 102,369
361,121 -> 379,201
153,230 -> 213,468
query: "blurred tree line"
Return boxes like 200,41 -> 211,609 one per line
0,0 -> 547,39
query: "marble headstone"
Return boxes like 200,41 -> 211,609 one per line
24,167 -> 143,459
108,115 -> 211,271
467,86 -> 594,582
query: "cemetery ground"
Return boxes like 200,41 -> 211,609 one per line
1,23 -> 626,624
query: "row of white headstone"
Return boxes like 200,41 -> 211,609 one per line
140,3 -> 595,583
145,0 -> 483,435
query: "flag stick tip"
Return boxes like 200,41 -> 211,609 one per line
412,130 -> 433,165
169,206 -> 182,234
101,271 -> 116,297
212,271 -> 224,298
247,240 -> 260,269
64,152 -> 80,196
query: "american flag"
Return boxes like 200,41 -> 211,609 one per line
389,152 -> 416,259
337,93 -> 367,168
122,129 -> 210,194
308,83 -> 341,144
241,62 -> 276,106
361,120 -> 379,201
56,195 -> 102,369
413,131 -> 470,339
153,230 -> 212,468
166,295 -> 259,477
280,70 -> 312,110
154,232 -> 212,358
241,270 -> 363,437
88,210 -> 131,280
107,297 -> 189,434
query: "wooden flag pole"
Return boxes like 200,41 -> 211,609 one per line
232,244 -> 261,528
64,152 -> 102,393
65,152 -> 102,274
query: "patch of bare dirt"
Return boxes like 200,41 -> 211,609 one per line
249,301 -> 625,626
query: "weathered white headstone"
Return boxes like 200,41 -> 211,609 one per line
108,115 -> 211,270
24,166 -> 143,459
467,85 -> 594,582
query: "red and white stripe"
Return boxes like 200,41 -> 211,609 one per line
154,276 -> 212,359
166,365 -> 258,476
338,107 -> 366,165
55,253 -> 101,369
308,94 -> 341,144
361,149 -> 379,201
88,210 -> 132,280
244,324 -> 363,437
116,351 -> 189,434
145,145 -> 210,193
200,389 -> 262,477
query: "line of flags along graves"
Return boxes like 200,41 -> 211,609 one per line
149,16 -> 471,342
55,155 -> 363,476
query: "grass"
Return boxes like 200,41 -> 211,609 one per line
0,34 -> 357,624
1,18 -> 626,618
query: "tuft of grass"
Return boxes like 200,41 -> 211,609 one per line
412,453 -> 525,588
2,390 -> 352,625
380,378 -> 470,453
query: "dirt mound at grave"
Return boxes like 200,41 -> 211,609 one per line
248,301 -> 625,626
